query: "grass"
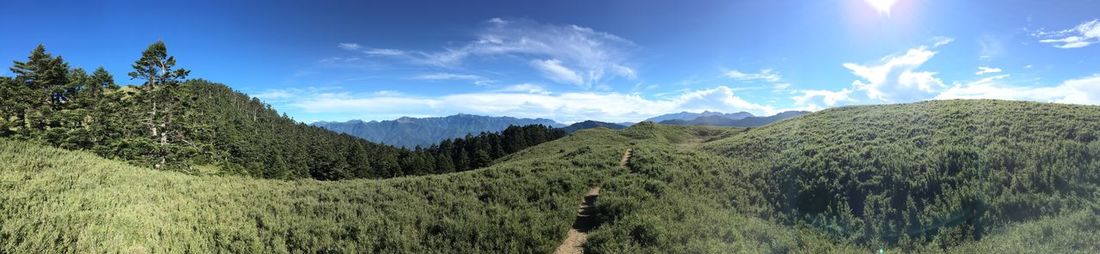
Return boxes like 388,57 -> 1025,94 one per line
1,129 -> 629,253
2,99 -> 1099,253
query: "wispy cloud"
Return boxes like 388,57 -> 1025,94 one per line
931,36 -> 955,48
496,83 -> 552,95
1034,19 -> 1100,48
411,72 -> 493,85
338,43 -> 362,51
340,18 -> 636,88
256,85 -> 777,123
724,69 -> 782,82
976,66 -> 1002,75
363,48 -> 407,56
530,59 -> 585,86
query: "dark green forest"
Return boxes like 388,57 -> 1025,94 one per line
0,43 -> 564,180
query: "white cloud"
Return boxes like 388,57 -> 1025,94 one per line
725,69 -> 782,82
975,66 -> 1002,75
318,57 -> 362,64
931,37 -> 955,48
497,83 -> 551,95
412,73 -> 484,81
363,48 -> 407,56
253,90 -> 294,101
344,18 -> 636,88
261,85 -> 776,123
843,44 -> 946,102
530,59 -> 585,86
936,74 -> 1100,105
772,83 -> 792,91
411,73 -> 492,85
338,43 -> 362,51
1035,19 -> 1100,48
792,89 -> 854,109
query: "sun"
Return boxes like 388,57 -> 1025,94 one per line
864,0 -> 898,16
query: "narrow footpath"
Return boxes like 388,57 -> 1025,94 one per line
554,148 -> 632,254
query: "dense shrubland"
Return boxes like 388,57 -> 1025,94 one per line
0,129 -> 626,253
702,100 -> 1100,247
583,101 -> 1100,252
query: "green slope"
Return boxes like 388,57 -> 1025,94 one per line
0,129 -> 628,253
3,99 -> 1099,253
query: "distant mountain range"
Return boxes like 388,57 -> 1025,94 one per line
313,114 -> 564,148
314,110 -> 805,148
560,120 -> 628,133
644,111 -> 753,122
659,111 -> 809,127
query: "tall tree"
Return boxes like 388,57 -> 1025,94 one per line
88,67 -> 116,98
128,41 -> 189,90
11,44 -> 70,108
129,41 -> 190,169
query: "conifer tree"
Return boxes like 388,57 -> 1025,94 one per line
128,41 -> 189,90
129,41 -> 190,169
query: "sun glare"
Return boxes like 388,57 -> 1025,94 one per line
864,0 -> 898,16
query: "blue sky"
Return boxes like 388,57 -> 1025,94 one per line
2,0 -> 1099,123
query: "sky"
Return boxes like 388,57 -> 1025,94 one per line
2,0 -> 1099,123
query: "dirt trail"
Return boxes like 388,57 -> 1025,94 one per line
619,148 -> 633,168
554,148 -> 632,254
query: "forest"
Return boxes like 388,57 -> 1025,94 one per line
0,43 -> 564,180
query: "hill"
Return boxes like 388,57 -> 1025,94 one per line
560,120 -> 627,133
0,44 -> 564,180
3,100 -> 1099,253
643,110 -> 752,123
695,100 -> 1100,249
0,130 -> 625,253
659,110 -> 809,127
314,114 -> 563,148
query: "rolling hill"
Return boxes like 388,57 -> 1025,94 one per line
560,120 -> 628,133
3,99 -> 1099,252
313,114 -> 563,148
659,110 -> 809,127
644,110 -> 753,123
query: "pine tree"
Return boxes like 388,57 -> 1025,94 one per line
128,41 -> 189,90
89,67 -> 116,98
129,41 -> 190,169
11,44 -> 70,108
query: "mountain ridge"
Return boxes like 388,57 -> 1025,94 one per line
659,110 -> 809,127
314,114 -> 564,148
644,110 -> 753,122
560,120 -> 628,133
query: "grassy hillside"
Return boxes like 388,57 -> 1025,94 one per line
700,99 -> 1100,248
0,129 -> 627,253
3,99 -> 1099,253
